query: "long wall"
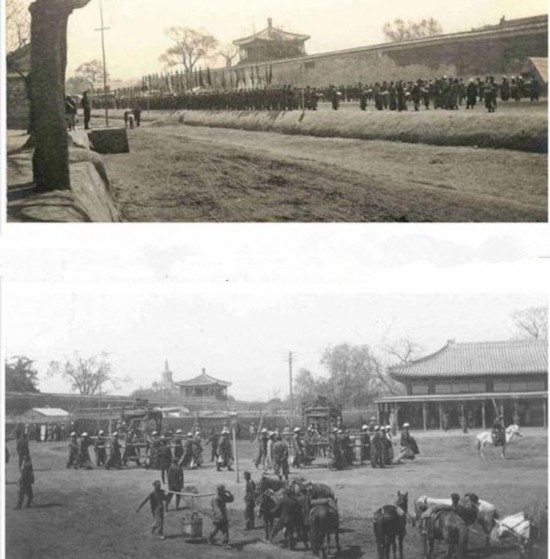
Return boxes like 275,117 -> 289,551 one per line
210,16 -> 547,87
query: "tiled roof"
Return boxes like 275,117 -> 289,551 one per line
175,372 -> 231,387
389,339 -> 548,380
234,25 -> 310,47
523,57 -> 548,84
32,407 -> 69,416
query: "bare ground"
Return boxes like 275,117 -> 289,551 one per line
101,122 -> 547,222
5,429 -> 547,559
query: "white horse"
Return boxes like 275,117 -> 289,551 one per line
415,495 -> 499,549
490,511 -> 534,558
476,424 -> 523,460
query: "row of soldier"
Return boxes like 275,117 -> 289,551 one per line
253,421 -> 419,477
110,73 -> 541,114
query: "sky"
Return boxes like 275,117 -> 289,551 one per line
4,290 -> 545,401
24,0 -> 547,82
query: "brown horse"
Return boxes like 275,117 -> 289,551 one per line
309,500 -> 340,558
373,491 -> 409,559
422,510 -> 469,559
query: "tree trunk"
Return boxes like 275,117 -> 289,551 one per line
29,0 -> 91,191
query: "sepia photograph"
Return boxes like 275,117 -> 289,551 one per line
4,0 -> 548,222
3,289 -> 548,558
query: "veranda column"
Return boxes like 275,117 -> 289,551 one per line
422,402 -> 427,431
481,401 -> 486,429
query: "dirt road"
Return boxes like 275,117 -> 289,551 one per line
101,123 -> 547,222
5,429 -> 547,559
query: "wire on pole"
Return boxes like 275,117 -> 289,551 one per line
95,0 -> 110,126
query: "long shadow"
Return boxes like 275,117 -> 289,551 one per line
336,544 -> 364,559
227,537 -> 264,551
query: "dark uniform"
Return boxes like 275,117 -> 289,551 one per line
165,460 -> 184,510
15,456 -> 34,509
67,434 -> 79,469
272,437 -> 290,480
370,428 -> 384,468
217,432 -> 233,471
244,472 -> 256,529
255,430 -> 268,469
81,92 -> 91,130
492,416 -> 505,446
270,491 -> 306,549
159,440 -> 173,484
95,432 -> 107,466
78,434 -> 93,469
359,427 -> 370,464
16,435 -> 30,469
105,434 -> 122,470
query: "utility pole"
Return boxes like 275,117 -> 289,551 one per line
288,351 -> 294,429
95,0 -> 110,126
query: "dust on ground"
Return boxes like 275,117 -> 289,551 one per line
5,429 -> 547,559
101,122 -> 546,222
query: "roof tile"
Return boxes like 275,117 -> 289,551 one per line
389,339 -> 548,380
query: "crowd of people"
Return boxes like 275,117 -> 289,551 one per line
108,73 -> 542,116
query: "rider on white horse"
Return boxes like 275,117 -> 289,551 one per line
492,414 -> 506,446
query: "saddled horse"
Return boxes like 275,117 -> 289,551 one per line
415,495 -> 498,549
491,512 -> 536,559
373,491 -> 410,559
476,423 -> 523,460
422,509 -> 469,559
256,487 -> 284,541
310,499 -> 340,558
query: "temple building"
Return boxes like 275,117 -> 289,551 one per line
176,368 -> 231,403
375,339 -> 548,430
233,18 -> 310,65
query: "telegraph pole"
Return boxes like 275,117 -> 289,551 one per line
95,0 -> 110,126
288,351 -> 294,429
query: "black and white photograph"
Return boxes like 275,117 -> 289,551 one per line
4,0 -> 548,222
2,0 -> 550,558
3,277 -> 548,558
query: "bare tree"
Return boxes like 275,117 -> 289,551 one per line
6,0 -> 31,52
75,59 -> 107,91
383,18 -> 443,42
48,352 -> 119,395
217,44 -> 239,68
159,27 -> 218,74
382,338 -> 423,364
512,306 -> 548,340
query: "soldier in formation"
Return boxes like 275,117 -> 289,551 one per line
94,430 -> 107,466
105,432 -> 122,470
217,428 -> 234,472
67,432 -> 79,469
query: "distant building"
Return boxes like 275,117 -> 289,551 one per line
233,18 -> 310,65
158,360 -> 175,392
375,339 -> 548,430
6,44 -> 31,129
17,407 -> 70,424
176,369 -> 231,407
